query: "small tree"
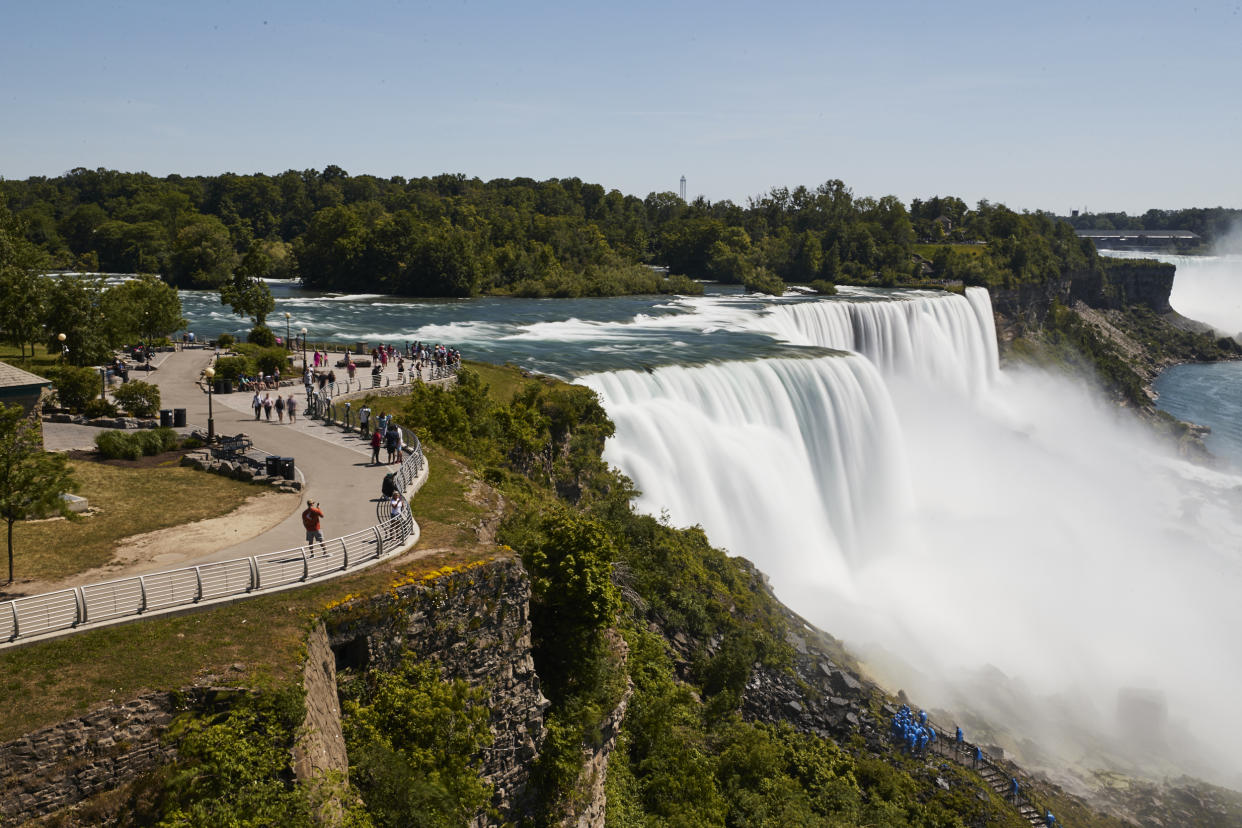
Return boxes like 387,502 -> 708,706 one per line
0,403 -> 77,583
47,366 -> 103,412
111,380 -> 162,418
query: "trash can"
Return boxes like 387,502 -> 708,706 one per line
355,341 -> 368,356
173,408 -> 187,427
213,378 -> 225,395
222,378 -> 234,394
280,457 -> 295,480
265,455 -> 281,477
159,409 -> 173,428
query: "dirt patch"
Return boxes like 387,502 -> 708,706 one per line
3,491 -> 301,598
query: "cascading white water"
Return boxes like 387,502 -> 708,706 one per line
582,354 -> 912,590
753,287 -> 1000,395
583,286 -> 1242,785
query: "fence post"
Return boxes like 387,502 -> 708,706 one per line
374,525 -> 384,557
74,587 -> 87,626
341,537 -> 350,568
301,548 -> 310,581
248,557 -> 260,591
193,567 -> 204,602
6,602 -> 17,640
138,577 -> 148,613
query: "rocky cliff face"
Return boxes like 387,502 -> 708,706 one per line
989,260 -> 1176,325
324,558 -> 552,825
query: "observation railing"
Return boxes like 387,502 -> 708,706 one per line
0,429 -> 426,648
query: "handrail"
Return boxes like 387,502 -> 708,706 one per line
0,432 -> 426,648
896,708 -> 1059,826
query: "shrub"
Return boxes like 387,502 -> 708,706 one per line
247,324 -> 276,347
83,398 -> 118,419
180,434 -> 205,450
216,333 -> 235,348
809,279 -> 837,296
111,381 -> 161,418
211,355 -> 252,382
253,347 -> 290,378
742,267 -> 786,296
47,366 -> 102,412
95,431 -> 142,460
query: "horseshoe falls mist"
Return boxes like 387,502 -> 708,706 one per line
582,287 -> 1242,785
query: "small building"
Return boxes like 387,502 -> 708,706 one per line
0,361 -> 53,440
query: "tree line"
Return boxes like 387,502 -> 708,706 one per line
2,167 -> 1108,299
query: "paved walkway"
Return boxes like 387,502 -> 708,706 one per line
46,346 -> 427,568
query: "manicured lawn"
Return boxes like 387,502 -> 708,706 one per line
0,343 -> 62,370
10,458 -> 266,583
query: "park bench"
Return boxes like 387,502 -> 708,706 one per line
210,434 -> 253,461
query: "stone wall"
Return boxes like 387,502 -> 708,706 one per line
325,557 -> 550,825
0,690 -> 239,826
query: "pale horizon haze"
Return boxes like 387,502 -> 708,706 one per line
2,0 -> 1239,214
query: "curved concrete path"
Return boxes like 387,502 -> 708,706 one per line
48,347 -> 422,572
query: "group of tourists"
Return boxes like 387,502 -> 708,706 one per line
252,390 -> 298,424
892,705 -> 939,755
891,706 -> 1057,827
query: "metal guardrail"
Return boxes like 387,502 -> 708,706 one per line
904,712 -> 1059,826
0,430 -> 426,647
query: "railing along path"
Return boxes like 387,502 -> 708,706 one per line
0,432 -> 425,647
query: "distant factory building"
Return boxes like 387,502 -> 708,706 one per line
1075,229 -> 1199,250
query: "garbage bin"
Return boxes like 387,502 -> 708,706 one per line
213,378 -> 225,395
355,341 -> 368,356
222,378 -> 234,394
279,457 -> 295,480
265,455 -> 281,477
159,409 -> 173,428
173,408 -> 187,427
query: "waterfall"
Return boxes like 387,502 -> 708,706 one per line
581,354 -> 913,598
755,287 -> 999,394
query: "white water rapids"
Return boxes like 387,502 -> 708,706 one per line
581,287 -> 1242,785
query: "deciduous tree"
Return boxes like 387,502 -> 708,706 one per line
0,404 -> 77,583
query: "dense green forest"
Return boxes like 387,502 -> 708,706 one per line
1,168 -> 1103,298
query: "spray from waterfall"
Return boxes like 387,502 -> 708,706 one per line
584,286 -> 1242,786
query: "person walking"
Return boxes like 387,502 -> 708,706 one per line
252,391 -> 262,420
385,423 -> 399,464
275,393 -> 285,423
263,393 -> 273,421
302,499 -> 327,556
286,393 -> 297,423
370,427 -> 383,465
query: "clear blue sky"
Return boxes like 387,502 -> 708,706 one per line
3,0 -> 1239,214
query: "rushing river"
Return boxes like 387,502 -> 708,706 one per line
183,279 -> 1242,785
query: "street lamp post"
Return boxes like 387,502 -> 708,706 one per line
204,366 -> 216,442
57,332 -> 67,364
284,312 -> 291,351
301,327 -> 307,372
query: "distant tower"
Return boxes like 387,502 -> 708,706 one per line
680,175 -> 687,201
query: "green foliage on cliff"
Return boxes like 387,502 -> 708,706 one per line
340,654 -> 495,827
133,689 -> 315,827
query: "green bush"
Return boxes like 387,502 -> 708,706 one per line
48,366 -> 103,412
111,380 -> 161,418
809,279 -> 837,295
181,434 -> 205,450
253,347 -> 290,378
216,333 -> 235,348
742,267 -> 786,296
83,398 -> 118,418
247,324 -> 276,347
95,430 -> 142,460
211,355 -> 252,382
